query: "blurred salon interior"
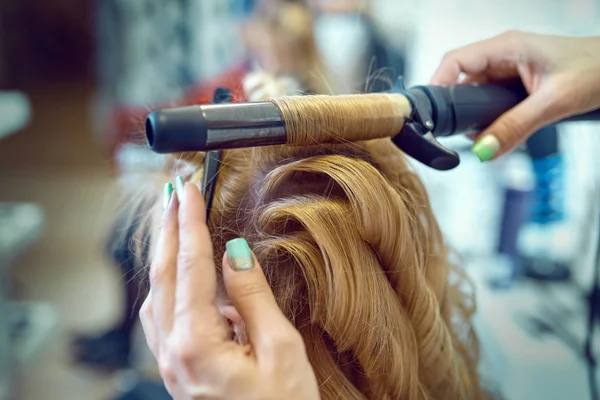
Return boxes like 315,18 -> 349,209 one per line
1,0 -> 600,399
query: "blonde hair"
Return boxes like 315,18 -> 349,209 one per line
133,137 -> 485,399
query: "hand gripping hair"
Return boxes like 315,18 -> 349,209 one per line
118,88 -> 493,399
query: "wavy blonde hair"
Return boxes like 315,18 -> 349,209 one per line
136,138 -> 484,399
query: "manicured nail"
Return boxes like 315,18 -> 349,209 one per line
162,182 -> 173,210
472,134 -> 500,162
226,238 -> 255,271
175,176 -> 185,201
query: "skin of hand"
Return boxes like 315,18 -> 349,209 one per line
139,180 -> 320,400
430,30 -> 600,162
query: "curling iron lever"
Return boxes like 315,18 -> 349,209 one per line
391,76 -> 600,170
391,77 -> 460,171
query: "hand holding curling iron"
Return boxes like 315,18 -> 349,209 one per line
431,31 -> 600,162
145,32 -> 600,170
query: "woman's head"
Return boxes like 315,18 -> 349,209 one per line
243,2 -> 314,73
134,138 -> 484,399
241,2 -> 328,94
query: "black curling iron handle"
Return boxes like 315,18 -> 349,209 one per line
414,81 -> 600,137
415,81 -> 527,136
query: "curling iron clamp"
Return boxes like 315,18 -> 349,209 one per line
145,77 -> 600,171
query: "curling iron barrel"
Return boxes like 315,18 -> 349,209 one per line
145,93 -> 410,153
145,102 -> 287,153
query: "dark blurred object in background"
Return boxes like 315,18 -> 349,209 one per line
520,126 -> 572,282
0,0 -> 93,87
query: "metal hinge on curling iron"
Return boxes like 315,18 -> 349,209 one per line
391,77 -> 460,171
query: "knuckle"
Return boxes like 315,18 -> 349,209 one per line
178,216 -> 203,237
177,250 -> 196,272
178,214 -> 193,230
168,336 -> 198,369
149,263 -> 169,286
178,239 -> 213,270
158,359 -> 178,387
139,299 -> 152,321
502,29 -> 523,41
441,50 -> 457,64
269,328 -> 305,355
230,279 -> 269,300
503,30 -> 528,53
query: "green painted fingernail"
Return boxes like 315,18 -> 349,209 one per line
162,182 -> 173,210
472,135 -> 501,162
175,176 -> 185,201
226,238 -> 255,271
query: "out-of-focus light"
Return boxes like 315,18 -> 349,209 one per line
0,91 -> 31,141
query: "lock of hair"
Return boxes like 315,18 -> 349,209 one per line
270,93 -> 411,146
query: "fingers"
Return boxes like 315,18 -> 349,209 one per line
459,73 -> 490,85
431,30 -> 527,85
174,181 -> 227,341
431,30 -> 576,161
222,239 -> 303,358
471,84 -> 571,160
149,184 -> 180,336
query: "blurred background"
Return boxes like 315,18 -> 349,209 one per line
1,0 -> 599,399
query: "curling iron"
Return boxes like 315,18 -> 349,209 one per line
145,77 -> 600,171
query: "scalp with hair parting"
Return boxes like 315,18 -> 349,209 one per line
120,132 -> 487,399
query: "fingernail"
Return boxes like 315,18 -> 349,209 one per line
472,134 -> 500,162
162,182 -> 173,210
226,238 -> 255,271
175,176 -> 185,201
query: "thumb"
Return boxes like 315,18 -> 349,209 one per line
471,88 -> 569,161
222,238 -> 297,353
